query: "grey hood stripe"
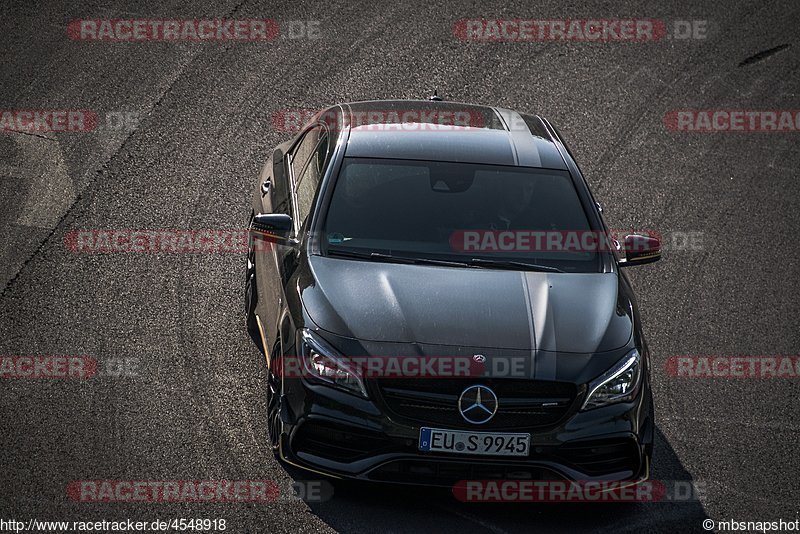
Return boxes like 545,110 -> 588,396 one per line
523,272 -> 558,381
519,272 -> 537,379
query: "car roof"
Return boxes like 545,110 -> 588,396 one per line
333,100 -> 567,169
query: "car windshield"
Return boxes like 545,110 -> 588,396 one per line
321,158 -> 603,273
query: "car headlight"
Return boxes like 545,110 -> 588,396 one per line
581,349 -> 642,410
298,329 -> 367,398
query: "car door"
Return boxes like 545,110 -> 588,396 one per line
254,125 -> 327,352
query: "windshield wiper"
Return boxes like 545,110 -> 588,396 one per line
327,249 -> 469,268
467,258 -> 564,273
326,250 -> 562,272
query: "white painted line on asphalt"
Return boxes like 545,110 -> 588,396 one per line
7,135 -> 75,229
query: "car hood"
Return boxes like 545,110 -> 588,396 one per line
300,256 -> 633,355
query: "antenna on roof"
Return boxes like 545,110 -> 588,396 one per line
429,90 -> 443,101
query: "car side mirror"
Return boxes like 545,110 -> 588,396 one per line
250,213 -> 295,246
619,234 -> 661,267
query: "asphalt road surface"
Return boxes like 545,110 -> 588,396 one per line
2,1 -> 799,532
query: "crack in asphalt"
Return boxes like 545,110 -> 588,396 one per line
738,43 -> 791,67
1,129 -> 56,142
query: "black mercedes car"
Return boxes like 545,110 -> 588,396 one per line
245,99 -> 661,487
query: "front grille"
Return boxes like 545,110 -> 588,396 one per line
554,438 -> 641,476
368,458 -> 564,485
292,420 -> 401,462
377,378 -> 579,430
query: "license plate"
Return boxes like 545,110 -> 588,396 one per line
419,427 -> 530,457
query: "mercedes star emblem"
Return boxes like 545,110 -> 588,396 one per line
458,385 -> 498,424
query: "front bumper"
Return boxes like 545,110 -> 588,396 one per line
276,375 -> 654,487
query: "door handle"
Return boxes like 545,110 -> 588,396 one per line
261,177 -> 272,195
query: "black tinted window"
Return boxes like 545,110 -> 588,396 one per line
295,133 -> 329,224
271,150 -> 290,214
323,158 -> 600,272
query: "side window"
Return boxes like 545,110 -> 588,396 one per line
271,150 -> 290,215
295,133 -> 330,224
290,126 -> 323,183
